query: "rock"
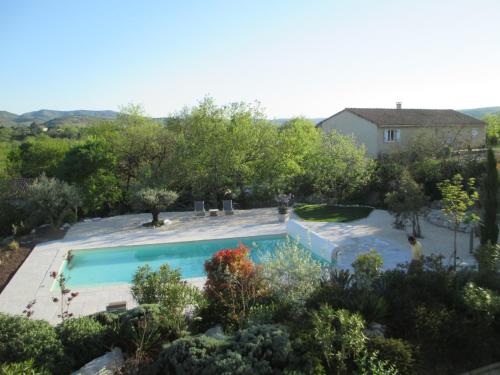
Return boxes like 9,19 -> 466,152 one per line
364,322 -> 386,338
60,223 -> 71,231
72,347 -> 124,375
204,324 -> 226,340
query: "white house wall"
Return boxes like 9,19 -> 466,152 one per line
320,111 -> 379,157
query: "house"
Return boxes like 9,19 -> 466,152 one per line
317,103 -> 486,157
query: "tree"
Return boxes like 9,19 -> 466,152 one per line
168,98 -> 279,206
484,114 -> 500,145
480,149 -> 499,245
134,188 -> 178,226
7,136 -> 72,178
385,169 -> 429,237
438,174 -> 479,270
274,118 -> 321,193
26,174 -> 81,227
58,137 -> 121,215
306,131 -> 373,203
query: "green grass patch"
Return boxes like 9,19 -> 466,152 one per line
294,204 -> 373,222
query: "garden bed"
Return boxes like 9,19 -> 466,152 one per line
0,227 -> 67,293
0,245 -> 32,293
294,204 -> 373,222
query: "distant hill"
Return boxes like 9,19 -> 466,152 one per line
0,109 -> 119,127
2,106 -> 498,128
460,107 -> 500,119
0,111 -> 19,127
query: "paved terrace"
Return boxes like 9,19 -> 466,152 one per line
0,208 -> 475,324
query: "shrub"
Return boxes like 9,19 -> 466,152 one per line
352,249 -> 383,290
368,337 -> 415,374
154,335 -> 227,375
261,240 -> 321,311
153,324 -> 292,375
0,359 -> 50,375
310,305 -> 366,374
204,244 -> 265,329
118,304 -> 182,354
56,316 -> 109,369
355,351 -> 398,375
462,281 -> 500,320
6,240 -> 19,251
348,290 -> 387,323
132,264 -> 184,304
131,264 -> 202,336
88,310 -> 122,347
475,243 -> 500,274
232,324 -> 292,371
202,350 -> 253,374
306,268 -> 353,317
0,314 -> 67,374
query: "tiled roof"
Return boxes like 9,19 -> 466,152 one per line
319,108 -> 485,127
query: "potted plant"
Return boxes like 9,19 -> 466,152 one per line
276,193 -> 292,222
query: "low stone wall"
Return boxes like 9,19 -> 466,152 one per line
425,210 -> 472,233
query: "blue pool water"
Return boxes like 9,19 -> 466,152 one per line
61,234 -> 291,287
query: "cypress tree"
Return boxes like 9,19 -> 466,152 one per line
480,148 -> 499,245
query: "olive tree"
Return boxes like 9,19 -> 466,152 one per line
26,174 -> 80,227
134,188 -> 178,226
385,169 -> 429,237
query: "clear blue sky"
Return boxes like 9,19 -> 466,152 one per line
1,0 -> 499,118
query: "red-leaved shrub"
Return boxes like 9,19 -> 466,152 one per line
204,244 -> 264,328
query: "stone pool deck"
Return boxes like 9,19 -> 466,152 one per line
0,208 -> 477,324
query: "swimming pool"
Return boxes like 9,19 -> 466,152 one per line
60,234 -> 292,288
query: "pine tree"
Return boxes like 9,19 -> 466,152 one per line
480,148 -> 499,245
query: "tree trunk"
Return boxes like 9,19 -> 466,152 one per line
453,224 -> 458,271
414,214 -> 422,238
152,210 -> 160,225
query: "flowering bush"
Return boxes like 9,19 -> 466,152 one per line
204,244 -> 265,329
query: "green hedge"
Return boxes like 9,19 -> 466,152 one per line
0,314 -> 68,374
56,316 -> 109,369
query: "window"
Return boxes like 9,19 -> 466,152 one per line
471,128 -> 478,138
384,129 -> 400,143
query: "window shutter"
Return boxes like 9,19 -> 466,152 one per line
396,129 -> 400,142
384,130 -> 388,142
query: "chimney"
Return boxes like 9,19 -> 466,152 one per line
396,102 -> 402,109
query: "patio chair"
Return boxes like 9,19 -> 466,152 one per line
223,199 -> 234,215
194,201 -> 206,217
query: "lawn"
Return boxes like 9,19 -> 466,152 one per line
293,204 -> 373,222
